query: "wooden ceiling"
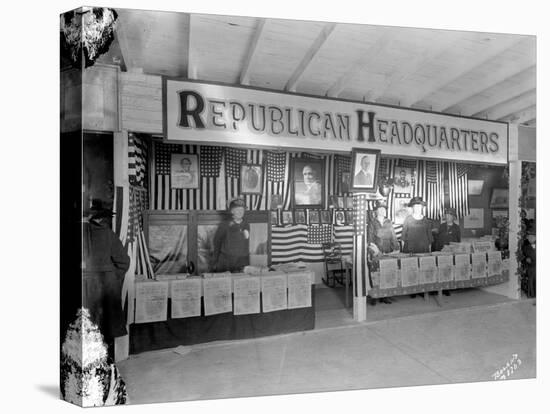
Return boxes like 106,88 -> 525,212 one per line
101,9 -> 536,126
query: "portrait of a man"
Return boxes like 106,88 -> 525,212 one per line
393,167 -> 413,194
351,149 -> 380,191
292,158 -> 324,207
171,153 -> 199,189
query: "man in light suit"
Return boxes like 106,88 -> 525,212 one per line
295,164 -> 322,205
354,155 -> 373,186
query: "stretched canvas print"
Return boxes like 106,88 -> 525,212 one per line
61,4 -> 536,408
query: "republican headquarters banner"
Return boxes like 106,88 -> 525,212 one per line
163,79 -> 509,165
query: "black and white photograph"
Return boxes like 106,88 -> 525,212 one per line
240,164 -> 263,194
351,149 -> 380,192
171,153 -> 199,189
291,158 -> 324,208
55,2 -> 542,411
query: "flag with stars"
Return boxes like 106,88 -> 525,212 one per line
225,147 -> 247,178
200,146 -> 223,177
128,134 -> 148,187
307,224 -> 333,244
353,194 -> 368,235
266,151 -> 286,181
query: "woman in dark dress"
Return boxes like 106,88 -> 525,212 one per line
402,197 -> 433,253
433,207 -> 461,296
213,198 -> 250,272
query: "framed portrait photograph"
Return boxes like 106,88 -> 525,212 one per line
337,196 -> 345,209
270,210 -> 279,226
294,209 -> 306,224
393,167 -> 413,194
171,153 -> 199,189
345,195 -> 354,209
350,148 -> 380,192
334,210 -> 346,226
282,210 -> 294,225
240,164 -> 263,194
344,210 -> 354,225
320,210 -> 331,224
308,209 -> 320,225
490,188 -> 509,208
291,158 -> 324,208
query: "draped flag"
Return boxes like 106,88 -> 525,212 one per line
333,225 -> 354,256
152,143 -> 220,210
266,151 -> 286,181
199,146 -> 223,177
353,194 -> 368,235
335,154 -> 351,195
448,162 -> 470,218
128,133 -> 148,187
425,160 -> 445,220
271,224 -> 325,263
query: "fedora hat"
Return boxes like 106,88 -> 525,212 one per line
408,196 -> 425,207
444,207 -> 457,218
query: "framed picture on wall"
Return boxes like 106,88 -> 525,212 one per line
350,148 -> 380,192
320,210 -> 331,224
490,188 -> 509,208
291,158 -> 324,208
294,209 -> 306,224
171,153 -> 199,189
335,210 -> 346,226
468,179 -> 484,195
308,210 -> 320,225
240,164 -> 263,194
393,167 -> 413,194
270,210 -> 279,226
282,210 -> 294,225
344,210 -> 354,225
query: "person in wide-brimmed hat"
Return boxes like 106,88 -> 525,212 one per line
434,207 -> 461,251
402,196 -> 432,254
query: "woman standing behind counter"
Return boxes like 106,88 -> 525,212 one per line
402,197 -> 433,254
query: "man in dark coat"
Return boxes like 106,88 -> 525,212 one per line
82,203 -> 130,354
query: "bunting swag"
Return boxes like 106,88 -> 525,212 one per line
128,133 -> 149,187
425,161 -> 445,220
448,162 -> 470,218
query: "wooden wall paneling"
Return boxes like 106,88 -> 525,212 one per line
120,72 -> 163,134
82,64 -> 119,131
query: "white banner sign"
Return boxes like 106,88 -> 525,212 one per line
171,279 -> 202,319
135,281 -> 169,324
233,276 -> 261,315
165,80 -> 508,164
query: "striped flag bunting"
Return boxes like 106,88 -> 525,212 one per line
333,225 -> 354,256
393,223 -> 403,241
307,224 -> 332,244
224,147 -> 247,177
425,160 -> 445,220
448,162 -> 470,218
353,194 -> 368,235
128,133 -> 149,187
271,224 -> 326,263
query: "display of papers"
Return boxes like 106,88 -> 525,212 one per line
487,251 -> 503,277
473,240 -> 494,253
454,254 -> 471,281
471,252 -> 487,279
171,278 -> 202,319
203,277 -> 233,316
135,281 -> 169,323
287,272 -> 312,309
379,258 -> 399,289
436,255 -> 454,282
400,257 -> 419,287
261,274 -> 288,312
419,256 -> 438,284
233,276 -> 261,315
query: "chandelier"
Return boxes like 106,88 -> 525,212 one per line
60,7 -> 118,68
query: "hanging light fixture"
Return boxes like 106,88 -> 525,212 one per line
60,7 -> 118,68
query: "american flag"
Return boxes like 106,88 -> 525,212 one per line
224,148 -> 264,210
200,146 -> 223,177
333,225 -> 354,256
126,186 -> 154,279
271,224 -> 325,263
448,162 -> 470,218
266,150 -> 286,181
353,194 -> 368,235
152,143 -> 222,210
128,133 -> 148,187
335,154 -> 351,196
307,224 -> 332,244
425,160 -> 445,220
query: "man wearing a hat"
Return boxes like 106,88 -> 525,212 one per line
434,207 -> 461,251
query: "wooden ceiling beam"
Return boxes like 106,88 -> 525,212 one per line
473,89 -> 535,120
284,22 -> 336,92
187,14 -> 198,79
239,18 -> 267,85
326,34 -> 392,98
499,105 -> 536,124
405,37 -> 524,107
440,62 -> 536,113
114,13 -> 137,70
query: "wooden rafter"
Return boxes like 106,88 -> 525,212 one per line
187,14 -> 198,79
440,62 -> 536,113
239,19 -> 267,85
114,13 -> 136,70
326,34 -> 392,98
406,37 -> 523,107
284,22 -> 336,92
473,89 -> 535,120
499,105 -> 536,124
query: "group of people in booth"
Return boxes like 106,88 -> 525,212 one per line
367,197 -> 461,304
